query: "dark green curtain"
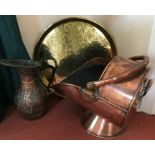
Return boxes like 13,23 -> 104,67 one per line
0,15 -> 30,120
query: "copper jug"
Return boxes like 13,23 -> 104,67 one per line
0,59 -> 54,120
53,55 -> 152,138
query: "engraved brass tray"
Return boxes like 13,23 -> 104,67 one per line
33,17 -> 117,90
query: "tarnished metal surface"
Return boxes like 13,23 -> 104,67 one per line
0,59 -> 41,68
0,59 -> 51,120
33,17 -> 116,89
15,68 -> 48,120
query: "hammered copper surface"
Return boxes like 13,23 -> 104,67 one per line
33,17 -> 116,89
15,68 -> 48,120
0,59 -> 51,120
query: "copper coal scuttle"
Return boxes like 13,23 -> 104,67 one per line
0,17 -> 152,138
51,55 -> 152,138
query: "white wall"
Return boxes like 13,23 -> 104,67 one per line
16,15 -> 155,114
139,16 -> 155,114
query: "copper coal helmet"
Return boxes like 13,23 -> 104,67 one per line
53,55 -> 152,138
33,17 -> 152,138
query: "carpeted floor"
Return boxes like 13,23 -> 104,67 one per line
0,94 -> 155,140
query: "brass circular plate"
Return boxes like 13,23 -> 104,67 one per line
33,17 -> 117,90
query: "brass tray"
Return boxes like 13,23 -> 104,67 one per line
33,17 -> 117,90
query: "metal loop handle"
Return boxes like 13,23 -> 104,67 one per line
40,61 -> 55,90
87,56 -> 149,90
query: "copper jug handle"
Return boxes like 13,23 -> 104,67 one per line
87,56 -> 149,90
40,60 -> 55,90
